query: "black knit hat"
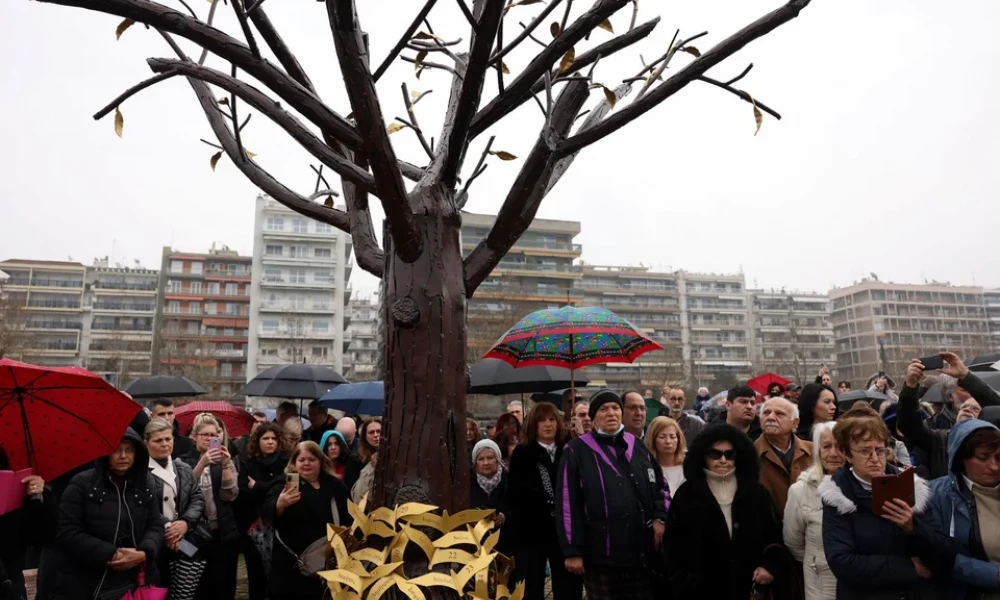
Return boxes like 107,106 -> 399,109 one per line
588,389 -> 623,420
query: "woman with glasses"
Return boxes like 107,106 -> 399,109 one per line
820,412 -> 953,599
190,414 -> 240,600
664,423 -> 784,599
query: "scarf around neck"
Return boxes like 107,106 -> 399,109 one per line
477,470 -> 503,495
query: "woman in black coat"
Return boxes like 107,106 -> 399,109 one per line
264,442 -> 352,600
819,412 -> 953,600
43,428 -> 164,600
664,424 -> 784,600
0,446 -> 57,600
145,418 -> 206,600
506,402 -> 582,600
237,423 -> 288,600
795,383 -> 838,441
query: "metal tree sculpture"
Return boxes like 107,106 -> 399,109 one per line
32,0 -> 812,510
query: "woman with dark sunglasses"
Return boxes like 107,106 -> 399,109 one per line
664,424 -> 787,600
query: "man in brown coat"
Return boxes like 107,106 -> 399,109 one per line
755,396 -> 812,520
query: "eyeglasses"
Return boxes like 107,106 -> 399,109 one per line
851,446 -> 888,460
706,449 -> 736,461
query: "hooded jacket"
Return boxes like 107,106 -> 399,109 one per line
820,463 -> 953,600
925,418 -> 1000,599
663,423 -> 785,600
45,428 -> 165,600
556,429 -> 668,568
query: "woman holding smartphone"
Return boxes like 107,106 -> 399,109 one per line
265,442 -> 352,600
145,418 -> 206,600
190,414 -> 240,600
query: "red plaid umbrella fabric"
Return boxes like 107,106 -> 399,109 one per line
175,401 -> 256,438
746,372 -> 791,397
0,358 -> 140,480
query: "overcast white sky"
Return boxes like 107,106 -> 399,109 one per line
1,0 -> 997,297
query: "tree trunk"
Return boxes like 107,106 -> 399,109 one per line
376,197 -> 470,511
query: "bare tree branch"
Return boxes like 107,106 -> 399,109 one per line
439,0 -> 506,186
231,0 -> 260,60
248,7 -> 316,93
93,71 -> 178,120
558,0 -> 812,156
197,0 -> 221,65
36,0 -> 365,151
454,0 -> 479,34
470,0 -> 631,138
697,75 -> 781,119
489,0 -> 564,66
456,134 -> 494,208
327,0 -> 421,262
148,58 -> 379,194
464,79 -> 590,295
372,0 -> 439,82
725,62 -> 753,86
401,83 -> 435,159
401,55 -> 462,77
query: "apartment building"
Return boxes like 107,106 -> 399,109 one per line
985,288 -> 1000,345
749,289 -> 835,383
0,259 -> 87,366
830,280 -> 993,382
248,194 -> 353,378
679,271 -> 753,385
462,211 -> 583,359
152,245 -> 252,401
83,262 -> 158,386
344,296 -> 378,381
578,265 -> 683,388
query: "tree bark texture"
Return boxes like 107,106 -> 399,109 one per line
376,195 -> 470,511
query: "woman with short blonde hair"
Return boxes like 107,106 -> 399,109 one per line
645,416 -> 687,494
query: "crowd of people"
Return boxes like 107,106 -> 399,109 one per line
4,351 -> 1000,600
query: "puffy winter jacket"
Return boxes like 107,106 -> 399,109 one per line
784,470 -> 836,600
556,430 -> 668,568
44,428 -> 165,600
925,418 -> 1000,600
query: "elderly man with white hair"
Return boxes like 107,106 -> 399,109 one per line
506,400 -> 524,424
335,416 -> 359,452
755,396 -> 813,520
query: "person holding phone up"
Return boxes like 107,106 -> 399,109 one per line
820,413 -> 954,599
190,414 -> 240,600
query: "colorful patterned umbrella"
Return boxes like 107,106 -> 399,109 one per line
485,306 -> 662,369
175,401 -> 256,438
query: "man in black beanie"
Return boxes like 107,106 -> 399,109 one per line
556,389 -> 668,600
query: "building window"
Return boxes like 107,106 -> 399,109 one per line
314,270 -> 332,284
220,384 -> 232,396
188,302 -> 200,314
207,282 -> 220,295
190,281 -> 202,294
314,247 -> 332,258
312,346 -> 328,357
266,217 -> 284,231
289,245 -> 307,258
226,283 -> 237,296
167,300 -> 180,313
265,244 -> 283,256
191,262 -> 203,275
220,363 -> 232,376
263,348 -> 277,356
315,222 -> 332,233
166,280 -> 181,293
313,295 -> 330,310
226,303 -> 240,315
290,269 -> 307,284
262,319 -> 279,332
170,260 -> 183,273
205,303 -> 217,315
264,268 -> 282,282
312,320 -> 329,332
187,322 -> 199,334
292,219 -> 308,233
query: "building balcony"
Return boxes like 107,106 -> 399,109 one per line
195,348 -> 248,358
204,267 -> 251,279
262,228 -> 339,241
92,302 -> 156,313
6,277 -> 84,289
492,262 -> 581,279
91,281 -> 158,293
473,286 -> 583,302
257,328 -> 338,340
27,299 -> 82,309
26,340 -> 79,352
25,320 -> 83,331
260,277 -> 336,290
259,302 -> 334,314
463,236 -> 582,256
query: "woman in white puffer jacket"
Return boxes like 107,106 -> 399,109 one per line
783,421 -> 843,600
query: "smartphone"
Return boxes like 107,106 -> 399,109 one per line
177,539 -> 198,558
918,355 -> 945,371
286,472 -> 299,490
209,438 -> 222,455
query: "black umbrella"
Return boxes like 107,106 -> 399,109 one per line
969,353 -> 1000,372
239,363 -> 348,400
837,389 -> 892,413
123,375 -> 207,399
469,359 -> 589,395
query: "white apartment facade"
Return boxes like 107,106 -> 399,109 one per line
248,194 -> 353,378
344,296 -> 379,381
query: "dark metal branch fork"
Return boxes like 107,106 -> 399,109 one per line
35,0 -> 812,293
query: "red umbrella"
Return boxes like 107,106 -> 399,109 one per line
0,358 -> 140,481
175,401 -> 255,438
746,372 -> 791,397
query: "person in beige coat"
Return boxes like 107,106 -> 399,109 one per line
783,422 -> 843,600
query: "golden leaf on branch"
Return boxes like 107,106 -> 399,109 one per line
491,151 -> 517,161
549,22 -> 561,38
748,93 -> 763,135
598,18 -> 614,33
217,97 -> 230,106
209,151 -> 222,171
411,31 -> 442,41
324,196 -> 334,208
244,150 -> 256,159
414,50 -> 428,71
114,107 -> 124,138
505,0 -> 544,8
501,62 -> 510,75
115,18 -> 134,40
558,47 -> 575,73
680,46 -> 701,57
600,85 -> 617,108
386,122 -> 406,134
